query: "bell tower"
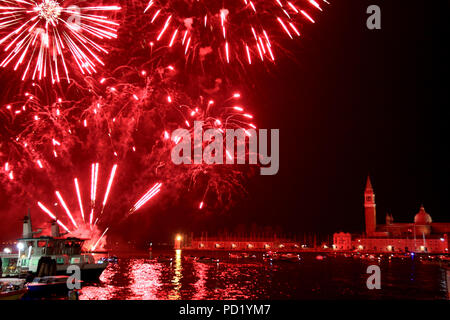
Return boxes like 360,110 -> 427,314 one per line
364,176 -> 376,236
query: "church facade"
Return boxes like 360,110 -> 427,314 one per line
333,177 -> 450,253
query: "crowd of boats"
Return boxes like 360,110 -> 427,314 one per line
334,251 -> 450,265
152,252 -> 319,265
152,250 -> 450,267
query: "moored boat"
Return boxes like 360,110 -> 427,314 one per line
196,257 -> 220,264
1,214 -> 108,282
263,252 -> 301,263
229,253 -> 257,260
100,256 -> 118,264
183,255 -> 197,262
0,278 -> 28,300
25,275 -> 83,297
279,253 -> 301,262
156,256 -> 173,263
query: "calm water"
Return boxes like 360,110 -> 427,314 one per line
79,250 -> 449,300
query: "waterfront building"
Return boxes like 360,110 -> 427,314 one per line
182,234 -> 303,251
333,177 -> 450,253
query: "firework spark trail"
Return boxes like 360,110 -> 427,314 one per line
0,1 -> 121,82
55,190 -> 78,228
74,178 -> 85,222
93,163 -> 118,225
130,182 -> 162,213
144,0 -> 327,66
102,164 -> 118,208
90,162 -> 99,225
37,201 -> 70,233
91,227 -> 109,251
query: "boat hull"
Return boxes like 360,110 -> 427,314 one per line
26,283 -> 69,297
56,265 -> 107,282
0,288 -> 27,300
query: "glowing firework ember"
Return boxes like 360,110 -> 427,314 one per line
0,0 -> 121,82
144,0 -> 328,66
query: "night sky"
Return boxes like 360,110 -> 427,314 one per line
0,0 -> 444,243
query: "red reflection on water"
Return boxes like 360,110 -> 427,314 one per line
216,264 -> 254,299
79,266 -> 118,300
129,259 -> 162,299
168,249 -> 182,300
192,262 -> 209,300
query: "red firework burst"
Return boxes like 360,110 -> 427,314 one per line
0,0 -> 121,83
144,0 -> 328,66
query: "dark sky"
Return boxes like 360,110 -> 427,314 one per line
1,0 -> 444,243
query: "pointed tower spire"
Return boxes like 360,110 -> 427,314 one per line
365,175 -> 373,191
364,175 -> 376,236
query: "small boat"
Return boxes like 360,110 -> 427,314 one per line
196,257 -> 219,264
156,256 -> 173,263
100,256 -> 118,264
264,252 -> 300,262
279,253 -> 301,262
26,275 -> 82,297
183,255 -> 197,262
229,253 -> 257,260
0,278 -> 28,300
229,253 -> 241,259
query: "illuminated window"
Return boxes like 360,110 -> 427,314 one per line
71,257 -> 81,264
37,241 -> 47,247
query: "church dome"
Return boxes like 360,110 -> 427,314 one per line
414,205 -> 432,224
